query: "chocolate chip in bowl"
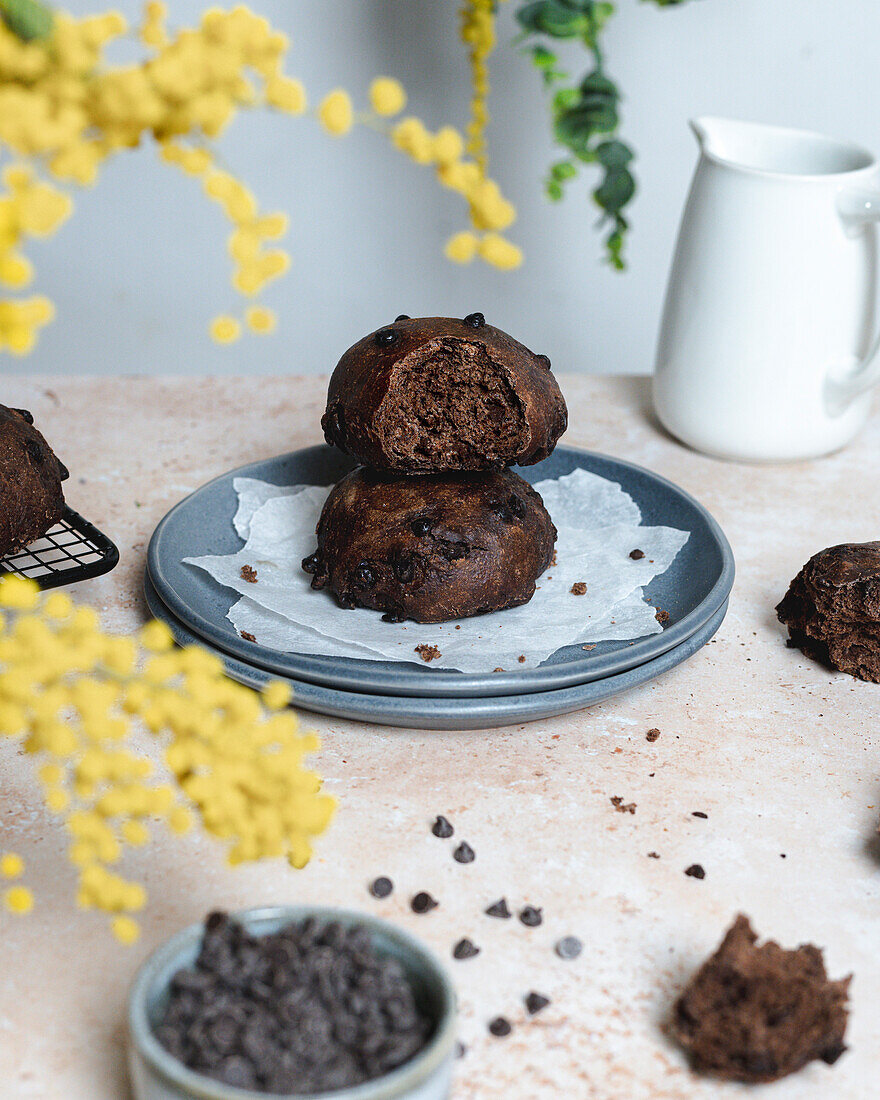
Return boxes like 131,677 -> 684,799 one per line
128,906 -> 457,1100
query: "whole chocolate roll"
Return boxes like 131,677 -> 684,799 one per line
303,466 -> 556,623
0,404 -> 68,556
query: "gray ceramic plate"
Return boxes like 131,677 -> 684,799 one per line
145,574 -> 728,730
148,445 -> 734,699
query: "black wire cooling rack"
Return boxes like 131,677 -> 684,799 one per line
0,505 -> 119,590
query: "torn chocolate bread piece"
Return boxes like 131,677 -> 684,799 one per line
321,315 -> 567,473
673,915 -> 850,1084
776,542 -> 880,681
303,466 -> 556,623
0,404 -> 68,556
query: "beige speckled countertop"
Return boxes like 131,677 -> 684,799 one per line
1,375 -> 879,1100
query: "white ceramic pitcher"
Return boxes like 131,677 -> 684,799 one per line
653,117 -> 880,462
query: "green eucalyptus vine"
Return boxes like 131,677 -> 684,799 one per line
516,0 -> 694,269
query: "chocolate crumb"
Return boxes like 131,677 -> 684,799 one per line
488,1017 -> 512,1038
239,564 -> 258,583
655,609 -> 670,624
646,728 -> 661,742
692,811 -> 708,819
611,796 -> 636,815
629,549 -> 645,560
485,898 -> 511,919
239,631 -> 256,642
518,655 -> 526,663
581,644 -> 596,650
411,891 -> 438,913
369,876 -> 393,899
431,815 -> 454,838
525,992 -> 551,1015
452,938 -> 480,960
519,906 -> 543,928
415,644 -> 441,663
555,936 -> 583,960
647,851 -> 661,859
493,667 -> 504,672
685,864 -> 706,880
453,841 -> 475,864
570,582 -> 587,596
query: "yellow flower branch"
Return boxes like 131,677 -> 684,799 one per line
0,3 -> 522,355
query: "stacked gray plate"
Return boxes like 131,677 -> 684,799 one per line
146,445 -> 734,729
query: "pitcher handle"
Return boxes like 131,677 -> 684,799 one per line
827,188 -> 880,411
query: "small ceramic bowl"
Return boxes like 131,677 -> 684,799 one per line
128,906 -> 457,1100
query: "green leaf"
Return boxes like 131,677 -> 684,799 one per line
579,71 -> 619,100
0,0 -> 53,41
594,139 -> 634,169
516,0 -> 589,38
546,179 -> 564,201
594,166 -> 636,214
550,160 -> 578,181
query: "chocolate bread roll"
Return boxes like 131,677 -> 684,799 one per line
776,541 -> 880,681
321,315 -> 567,473
303,467 -> 556,623
0,404 -> 68,556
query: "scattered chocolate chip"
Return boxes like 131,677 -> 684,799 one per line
415,644 -> 441,663
535,354 -> 551,370
369,876 -> 393,899
239,631 -> 256,642
692,811 -> 708,819
629,549 -> 645,560
646,728 -> 661,742
507,494 -> 526,519
13,408 -> 33,424
301,553 -> 321,574
463,312 -> 485,328
382,610 -> 406,623
555,936 -> 583,960
611,796 -> 636,814
25,439 -> 43,463
394,314 -> 410,321
452,938 -> 480,960
488,1017 -> 511,1037
453,841 -> 475,864
525,992 -> 551,1015
570,581 -> 588,595
685,864 -> 706,880
374,327 -> 401,346
656,609 -> 670,624
410,518 -> 432,537
647,851 -> 660,859
57,461 -> 69,481
432,815 -> 454,838
239,564 -> 257,583
485,898 -> 511,919
411,892 -> 438,914
519,906 -> 543,928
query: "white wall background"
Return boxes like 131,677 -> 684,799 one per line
5,0 -> 880,377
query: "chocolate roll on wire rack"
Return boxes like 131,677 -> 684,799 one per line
0,505 -> 119,590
